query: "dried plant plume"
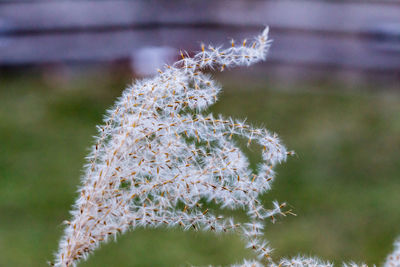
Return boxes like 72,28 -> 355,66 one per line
53,27 -> 400,267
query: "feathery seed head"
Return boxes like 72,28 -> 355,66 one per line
52,26 -> 400,267
385,239 -> 400,267
54,27 -> 287,267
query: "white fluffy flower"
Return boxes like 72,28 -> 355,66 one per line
385,239 -> 400,267
278,256 -> 333,267
54,27 -> 289,267
52,26 -> 400,267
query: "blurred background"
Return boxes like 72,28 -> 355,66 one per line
1,0 -> 400,266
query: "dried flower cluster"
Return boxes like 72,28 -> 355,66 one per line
278,257 -> 333,267
54,28 -> 400,267
385,240 -> 400,267
54,27 -> 290,267
231,257 -> 334,267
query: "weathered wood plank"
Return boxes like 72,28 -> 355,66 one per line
0,0 -> 399,70
0,0 -> 399,34
1,28 -> 399,72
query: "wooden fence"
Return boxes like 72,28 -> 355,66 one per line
0,0 -> 400,73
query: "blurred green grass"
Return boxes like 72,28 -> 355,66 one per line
0,70 -> 399,266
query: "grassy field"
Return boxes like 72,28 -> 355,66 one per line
1,69 -> 399,266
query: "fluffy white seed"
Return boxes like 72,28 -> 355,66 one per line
54,27 -> 288,267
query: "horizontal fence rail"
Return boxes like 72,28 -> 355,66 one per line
0,0 -> 399,72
